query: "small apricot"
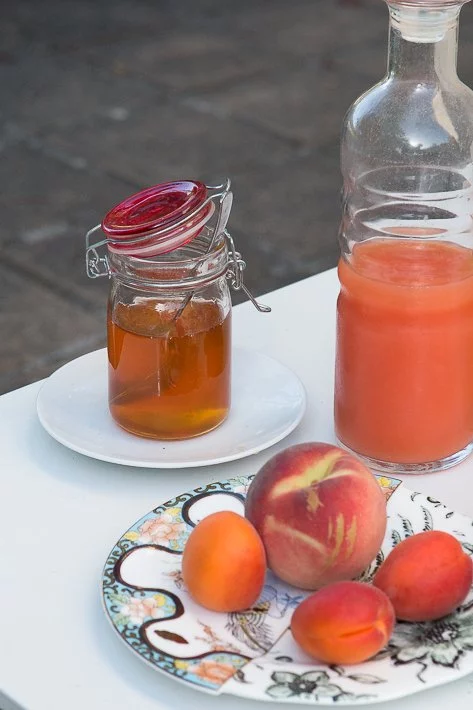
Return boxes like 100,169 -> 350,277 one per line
181,511 -> 266,612
373,530 -> 473,621
291,581 -> 395,665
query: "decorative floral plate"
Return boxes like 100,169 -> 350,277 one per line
102,475 -> 473,704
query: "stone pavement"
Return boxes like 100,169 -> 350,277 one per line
2,0 -> 473,393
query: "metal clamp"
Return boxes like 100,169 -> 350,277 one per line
85,178 -> 271,314
225,231 -> 271,313
85,180 -> 233,280
86,225 -> 110,279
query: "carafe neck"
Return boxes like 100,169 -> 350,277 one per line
387,3 -> 461,81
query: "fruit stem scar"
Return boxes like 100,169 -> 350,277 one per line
306,487 -> 323,513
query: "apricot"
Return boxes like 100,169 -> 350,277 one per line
373,530 -> 473,621
245,442 -> 387,589
181,511 -> 266,612
291,581 -> 395,665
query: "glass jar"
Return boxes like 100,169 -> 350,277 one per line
86,179 -> 269,440
335,0 -> 473,473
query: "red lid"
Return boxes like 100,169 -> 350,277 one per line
103,180 -> 207,236
101,180 -> 212,257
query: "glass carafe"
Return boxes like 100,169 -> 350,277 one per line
335,0 -> 473,472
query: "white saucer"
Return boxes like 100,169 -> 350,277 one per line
36,348 -> 306,468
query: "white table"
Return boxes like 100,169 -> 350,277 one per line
3,269 -> 473,710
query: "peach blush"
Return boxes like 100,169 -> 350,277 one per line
373,530 -> 473,621
291,581 -> 395,665
245,442 -> 387,589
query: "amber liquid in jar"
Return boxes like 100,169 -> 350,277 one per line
108,297 -> 231,439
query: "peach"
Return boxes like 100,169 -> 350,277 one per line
245,442 -> 387,589
291,581 -> 395,664
373,530 -> 473,621
181,511 -> 266,612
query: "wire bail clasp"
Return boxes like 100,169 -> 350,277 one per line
85,178 -> 271,313
225,230 -> 271,313
86,225 -> 110,278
